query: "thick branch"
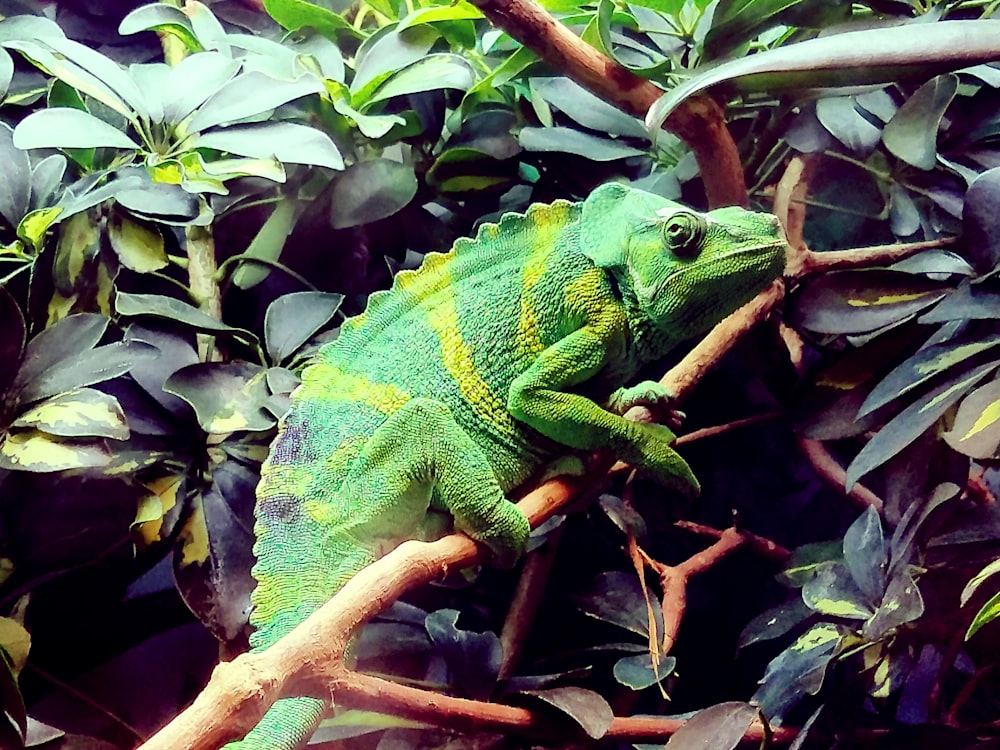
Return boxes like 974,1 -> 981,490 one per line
465,0 -> 748,207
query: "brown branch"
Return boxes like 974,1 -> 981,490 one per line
465,0 -> 748,207
796,436 -> 884,513
788,236 -> 959,278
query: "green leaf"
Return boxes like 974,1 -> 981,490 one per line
0,46 -> 13,98
612,652 -> 676,690
398,1 -> 483,29
264,291 -> 343,363
529,77 -> 647,138
737,597 -> 813,651
108,210 -> 167,273
0,123 -> 29,228
863,569 -> 923,641
161,53 -> 241,125
966,591 -> 1000,639
164,361 -> 276,434
961,558 -> 1000,606
116,292 -> 260,346
646,20 -> 1000,134
187,71 -> 324,133
0,430 -> 111,471
788,270 -> 949,335
845,361 -> 999,489
520,687 -> 613,739
118,3 -> 203,51
329,159 -> 417,229
17,341 -> 156,407
802,562 -> 874,619
12,108 -> 140,151
882,74 -> 958,171
943,378 -> 1000,459
12,388 -> 128,440
194,122 -> 344,170
350,25 -> 438,103
519,127 -> 646,160
262,0 -> 364,40
364,54 -> 475,108
594,0 -> 670,76
816,96 -> 881,155
665,702 -> 757,750
41,36 -> 148,117
231,199 -> 297,290
843,506 -> 886,602
703,0 -> 803,59
426,147 -> 518,196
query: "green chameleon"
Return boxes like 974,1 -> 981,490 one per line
229,182 -> 786,748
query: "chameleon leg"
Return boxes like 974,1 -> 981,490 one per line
342,398 -> 531,564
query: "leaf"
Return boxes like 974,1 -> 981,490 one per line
364,54 -> 475,108
751,623 -> 851,722
802,562 -> 875,619
264,291 -> 343,363
12,388 -> 128,440
426,147 -> 519,196
943,378 -> 1000,459
573,571 -> 662,638
518,127 -> 646,160
0,288 -> 25,397
108,210 -> 167,273
859,332 -> 1000,418
846,361 -> 999,489
0,46 -> 13,98
918,281 -> 1000,324
0,430 -> 111,471
816,96 -> 881,155
882,74 -> 958,171
843,506 -> 887,602
116,292 -> 260,346
529,77 -> 647,138
118,3 -> 202,52
962,167 -> 1000,271
230,199 -> 297,290
520,687 -> 613,739
788,270 -> 949,335
612,652 -> 676,690
162,53 -> 241,125
11,313 -> 107,396
164,361 -> 276,434
424,609 -> 501,701
967,590 -> 1000,640
737,597 -> 813,651
0,123 -> 30,227
194,122 -> 344,170
13,108 -> 140,150
351,26 -> 438,103
40,36 -> 148,117
863,569 -> 924,641
329,159 -> 417,229
187,71 -> 324,133
961,557 -> 1000,606
646,20 -> 1000,133
17,341 -> 156,407
0,649 -> 25,744
665,702 -> 757,750
262,0 -> 363,40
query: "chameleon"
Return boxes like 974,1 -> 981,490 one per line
228,182 -> 787,748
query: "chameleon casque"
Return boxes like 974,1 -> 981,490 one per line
229,182 -> 787,748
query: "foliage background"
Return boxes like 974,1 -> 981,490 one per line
0,0 -> 997,748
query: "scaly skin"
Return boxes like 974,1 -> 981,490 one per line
227,183 -> 787,748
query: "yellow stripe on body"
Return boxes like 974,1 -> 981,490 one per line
298,360 -> 411,414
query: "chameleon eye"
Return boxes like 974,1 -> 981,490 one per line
662,212 -> 707,257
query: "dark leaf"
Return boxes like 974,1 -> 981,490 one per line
665,702 -> 757,750
329,159 -> 418,229
846,361 -> 998,488
859,331 -> 1000,417
737,597 -> 813,652
843,506 -> 887,602
816,96 -> 881,156
424,609 -> 501,701
962,166 -> 1000,270
788,270 -> 949,335
0,123 -> 30,227
778,539 -> 843,587
864,569 -> 924,640
883,74 -> 958,171
11,313 -> 107,396
574,571 -> 662,638
0,650 -> 25,744
802,562 -> 875,619
918,281 -> 1000,323
518,127 -> 646,161
519,687 -> 613,739
944,378 -> 1000,458
230,199 -> 297,290
264,291 -> 343,364
529,77 -> 647,138
0,288 -> 25,397
164,361 -> 275,434
116,292 -> 260,346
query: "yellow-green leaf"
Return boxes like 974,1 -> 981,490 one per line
0,619 -> 30,674
943,379 -> 1000,459
108,210 -> 167,273
0,430 -> 110,471
11,388 -> 129,439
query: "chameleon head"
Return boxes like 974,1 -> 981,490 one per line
580,183 -> 787,342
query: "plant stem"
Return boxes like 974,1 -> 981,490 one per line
185,224 -> 223,362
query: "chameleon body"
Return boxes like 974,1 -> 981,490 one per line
230,183 -> 786,748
